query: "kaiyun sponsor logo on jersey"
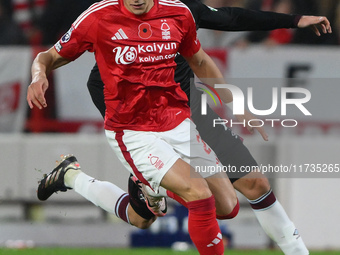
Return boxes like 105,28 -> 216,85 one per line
113,42 -> 177,65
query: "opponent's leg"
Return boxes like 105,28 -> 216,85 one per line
233,171 -> 309,255
205,172 -> 239,219
37,154 -> 156,229
190,85 -> 308,254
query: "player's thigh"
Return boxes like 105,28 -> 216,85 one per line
192,100 -> 258,180
205,172 -> 237,215
160,158 -> 212,202
167,118 -> 222,179
165,119 -> 237,207
105,129 -> 180,193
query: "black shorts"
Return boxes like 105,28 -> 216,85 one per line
190,82 -> 258,182
87,64 -> 106,118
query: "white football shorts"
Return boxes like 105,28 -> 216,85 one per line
105,118 -> 222,193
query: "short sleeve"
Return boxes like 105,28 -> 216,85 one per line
54,12 -> 97,61
178,11 -> 201,58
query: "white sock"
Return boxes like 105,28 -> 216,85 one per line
65,171 -> 128,221
252,201 -> 309,255
64,169 -> 81,188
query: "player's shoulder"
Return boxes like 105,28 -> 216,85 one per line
73,0 -> 119,27
81,0 -> 119,14
159,0 -> 186,7
180,0 -> 204,12
158,0 -> 191,14
158,0 -> 196,24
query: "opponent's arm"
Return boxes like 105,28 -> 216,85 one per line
297,16 -> 332,36
195,3 -> 331,35
27,47 -> 70,109
198,6 -> 300,31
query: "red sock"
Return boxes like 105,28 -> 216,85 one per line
167,190 -> 187,207
217,199 -> 240,220
187,196 -> 224,255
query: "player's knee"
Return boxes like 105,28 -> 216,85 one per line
186,182 -> 212,202
250,177 -> 270,197
235,175 -> 271,200
175,178 -> 212,202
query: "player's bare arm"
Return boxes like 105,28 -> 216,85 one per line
27,47 -> 70,110
297,16 -> 332,36
184,47 -> 233,103
185,47 -> 268,141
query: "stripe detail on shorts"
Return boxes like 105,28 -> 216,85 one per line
115,131 -> 151,189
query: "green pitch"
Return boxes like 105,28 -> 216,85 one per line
1,248 -> 340,255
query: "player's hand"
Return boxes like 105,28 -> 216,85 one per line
27,76 -> 49,109
297,16 -> 332,36
235,111 -> 269,141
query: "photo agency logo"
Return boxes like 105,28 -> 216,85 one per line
198,83 -> 312,128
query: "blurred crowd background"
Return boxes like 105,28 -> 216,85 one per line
1,0 -> 340,47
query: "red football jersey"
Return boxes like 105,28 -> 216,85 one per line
54,0 -> 201,132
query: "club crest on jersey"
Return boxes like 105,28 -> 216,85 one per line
161,20 -> 171,40
138,23 -> 152,39
61,27 -> 74,43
